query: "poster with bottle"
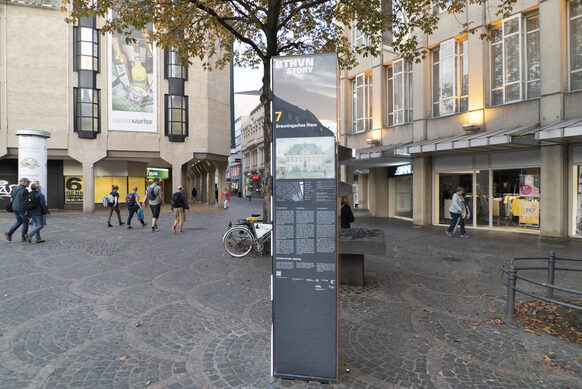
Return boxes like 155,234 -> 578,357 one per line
108,22 -> 157,132
272,53 -> 338,383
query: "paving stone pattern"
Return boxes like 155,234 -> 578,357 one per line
0,199 -> 580,388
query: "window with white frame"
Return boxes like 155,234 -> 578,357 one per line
351,21 -> 366,47
431,0 -> 453,14
432,38 -> 468,117
387,59 -> 413,125
352,73 -> 373,133
569,0 -> 582,91
490,13 -> 540,106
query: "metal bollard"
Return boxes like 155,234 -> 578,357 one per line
504,264 -> 517,325
547,251 -> 556,298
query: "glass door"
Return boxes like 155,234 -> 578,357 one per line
475,170 -> 490,226
438,173 -> 473,225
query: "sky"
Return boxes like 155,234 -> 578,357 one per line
234,65 -> 263,118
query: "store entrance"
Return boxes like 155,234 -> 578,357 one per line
438,173 -> 473,225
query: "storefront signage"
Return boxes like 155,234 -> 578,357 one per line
272,53 -> 338,382
108,23 -> 157,132
519,200 -> 540,225
388,164 -> 413,177
252,173 -> 260,180
64,176 -> 84,203
146,168 -> 169,179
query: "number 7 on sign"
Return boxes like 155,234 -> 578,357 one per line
274,111 -> 282,122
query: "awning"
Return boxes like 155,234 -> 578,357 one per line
343,142 -> 411,168
395,125 -> 539,156
535,119 -> 582,142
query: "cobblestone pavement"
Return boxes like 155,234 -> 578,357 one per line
0,198 -> 580,389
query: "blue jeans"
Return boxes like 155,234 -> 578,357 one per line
8,211 -> 29,239
29,215 -> 45,241
126,207 -> 144,226
447,212 -> 466,235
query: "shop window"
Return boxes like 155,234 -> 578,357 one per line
165,95 -> 188,142
352,73 -> 373,133
387,59 -> 413,126
490,12 -> 540,105
74,27 -> 99,72
394,175 -> 413,218
73,88 -> 100,138
432,38 -> 468,117
492,169 -> 540,229
165,49 -> 188,80
438,173 -> 473,225
569,0 -> 582,91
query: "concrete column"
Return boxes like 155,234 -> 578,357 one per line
358,174 -> 368,209
371,65 -> 384,130
412,157 -> 432,226
369,167 -> 389,218
172,162 -> 182,195
201,170 -> 208,204
82,162 -> 95,213
539,0 -> 566,126
216,164 -> 227,208
541,145 -> 567,238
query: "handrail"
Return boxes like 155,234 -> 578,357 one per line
502,251 -> 582,324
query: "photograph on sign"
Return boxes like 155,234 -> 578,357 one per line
276,137 -> 335,179
108,20 -> 157,132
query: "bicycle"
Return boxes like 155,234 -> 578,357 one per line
223,214 -> 272,258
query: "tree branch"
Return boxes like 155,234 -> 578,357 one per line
277,0 -> 331,30
188,0 -> 267,61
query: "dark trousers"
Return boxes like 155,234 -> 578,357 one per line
447,212 -> 466,235
108,206 -> 121,224
8,211 -> 29,239
127,207 -> 145,226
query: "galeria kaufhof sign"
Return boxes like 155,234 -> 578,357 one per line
272,53 -> 338,382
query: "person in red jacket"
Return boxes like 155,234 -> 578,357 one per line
221,188 -> 230,210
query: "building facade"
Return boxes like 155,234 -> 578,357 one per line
227,116 -> 243,196
340,0 -> 582,238
241,103 -> 265,198
0,0 -> 230,212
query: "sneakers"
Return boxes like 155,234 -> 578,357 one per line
445,231 -> 453,237
5,232 -> 12,242
154,225 -> 159,232
24,234 -> 32,243
119,222 -> 125,226
127,226 -> 133,229
36,239 -> 46,243
107,223 -> 113,227
460,234 -> 470,238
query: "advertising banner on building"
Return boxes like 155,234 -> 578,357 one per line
272,53 -> 338,382
65,176 -> 83,203
108,26 -> 157,132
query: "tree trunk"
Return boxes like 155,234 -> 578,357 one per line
261,60 -> 273,223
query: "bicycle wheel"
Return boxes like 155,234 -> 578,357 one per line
223,227 -> 254,258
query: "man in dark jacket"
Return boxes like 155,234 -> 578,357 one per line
24,182 -> 50,243
5,177 -> 31,242
171,186 -> 190,233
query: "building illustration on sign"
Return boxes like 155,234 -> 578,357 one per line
276,137 -> 334,179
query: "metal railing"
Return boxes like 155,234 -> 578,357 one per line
501,251 -> 582,324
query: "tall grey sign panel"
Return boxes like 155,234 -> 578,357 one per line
272,53 -> 338,382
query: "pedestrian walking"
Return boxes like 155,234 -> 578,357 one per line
143,178 -> 163,232
5,177 -> 31,242
192,187 -> 197,203
24,182 -> 50,243
125,186 -> 145,229
30,180 -> 47,227
445,186 -> 470,238
171,185 -> 190,233
221,188 -> 230,209
341,195 -> 355,229
106,185 -> 124,227
247,187 -> 252,202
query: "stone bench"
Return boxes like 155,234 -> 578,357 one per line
339,228 -> 386,286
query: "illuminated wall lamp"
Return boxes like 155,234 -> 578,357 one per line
366,138 -> 380,145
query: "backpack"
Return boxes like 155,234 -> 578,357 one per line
146,185 -> 157,201
125,193 -> 137,209
102,194 -> 114,207
22,191 -> 38,211
171,192 -> 183,208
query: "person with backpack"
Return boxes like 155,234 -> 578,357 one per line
24,182 -> 50,243
220,188 -> 230,210
125,186 -> 145,229
143,178 -> 163,232
5,177 -> 31,242
107,185 -> 124,227
171,185 -> 189,233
